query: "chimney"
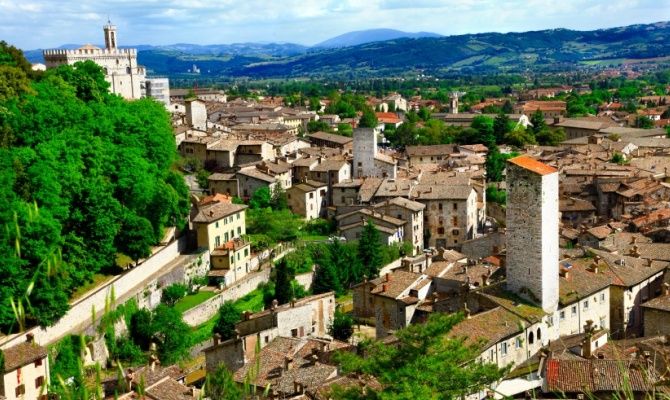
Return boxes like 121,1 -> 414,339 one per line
629,245 -> 640,258
381,283 -> 388,293
242,310 -> 252,321
385,273 -> 392,282
630,236 -> 637,245
481,272 -> 490,287
647,258 -> 653,268
271,299 -> 279,311
582,320 -> 595,358
284,355 -> 294,371
213,333 -> 221,346
26,333 -> 34,343
293,381 -> 304,394
663,283 -> 670,296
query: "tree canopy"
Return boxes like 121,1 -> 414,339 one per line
0,45 -> 188,332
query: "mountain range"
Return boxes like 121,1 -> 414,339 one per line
24,22 -> 670,78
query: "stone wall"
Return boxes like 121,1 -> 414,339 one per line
643,308 -> 670,336
182,268 -> 272,326
460,231 -> 506,261
0,237 -> 187,350
295,270 -> 315,291
487,203 -> 507,225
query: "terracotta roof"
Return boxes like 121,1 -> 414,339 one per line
145,377 -> 197,400
641,293 -> 670,312
307,131 -> 353,145
2,340 -> 47,372
507,155 -> 557,176
406,144 -> 457,157
448,307 -> 526,349
375,112 -> 402,124
543,358 -> 654,393
586,225 -> 612,240
631,208 -> 670,229
369,270 -> 426,299
192,202 -> 247,223
373,197 -> 425,212
558,259 -> 611,306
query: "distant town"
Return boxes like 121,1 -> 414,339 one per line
1,18 -> 670,400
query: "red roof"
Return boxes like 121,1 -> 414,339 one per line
507,155 -> 557,176
375,112 -> 402,124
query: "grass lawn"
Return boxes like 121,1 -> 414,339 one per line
189,288 -> 266,346
174,291 -> 217,313
297,234 -> 329,242
71,273 -> 115,302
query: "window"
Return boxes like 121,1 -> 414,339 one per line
16,385 -> 25,396
600,293 -> 605,302
35,358 -> 43,367
244,249 -> 248,257
291,328 -> 298,337
560,310 -> 565,320
215,236 -> 221,247
437,227 -> 445,234
452,216 -> 458,226
599,317 -> 606,328
215,221 -> 219,228
265,336 -> 269,344
528,332 -> 534,345
36,376 -> 44,388
501,342 -> 508,356
224,232 -> 229,242
237,227 -> 241,235
489,349 -> 494,360
237,213 -> 240,220
583,300 -> 589,310
438,203 -> 443,210
536,328 -> 542,341
453,203 -> 458,211
571,306 -> 577,316
515,337 -> 522,348
452,229 -> 459,236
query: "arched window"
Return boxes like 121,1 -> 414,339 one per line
528,331 -> 534,345
537,328 -> 542,341
126,66 -> 131,74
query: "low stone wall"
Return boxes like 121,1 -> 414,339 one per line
182,267 -> 272,326
295,270 -> 315,291
378,258 -> 403,276
0,237 -> 187,350
460,231 -> 506,261
487,203 -> 507,225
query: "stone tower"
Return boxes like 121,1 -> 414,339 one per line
353,128 -> 377,178
103,20 -> 117,50
506,155 -> 559,313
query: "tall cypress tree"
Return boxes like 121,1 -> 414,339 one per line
358,219 -> 383,278
274,258 -> 294,304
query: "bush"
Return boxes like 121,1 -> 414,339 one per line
212,302 -> 240,341
486,185 -> 506,205
303,218 -> 336,236
161,283 -> 188,306
110,336 -> 146,365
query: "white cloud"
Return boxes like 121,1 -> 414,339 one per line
1,0 -> 669,49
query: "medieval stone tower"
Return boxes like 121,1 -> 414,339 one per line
103,20 -> 118,50
353,128 -> 377,178
506,155 -> 559,313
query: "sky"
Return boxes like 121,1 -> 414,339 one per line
2,0 -> 670,50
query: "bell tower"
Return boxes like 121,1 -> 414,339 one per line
103,20 -> 117,50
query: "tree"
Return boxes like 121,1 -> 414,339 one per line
249,187 -> 271,209
501,100 -> 514,114
150,305 -> 191,364
308,97 -> 321,112
486,145 -> 506,182
358,220 -> 383,278
161,283 -> 187,306
358,108 -> 378,128
493,113 -> 511,143
312,262 -> 342,295
470,116 -> 495,146
529,109 -> 546,135
115,212 -> 154,263
334,313 -> 505,399
307,120 -> 332,133
213,301 -> 240,340
417,107 -> 431,121
336,123 -> 353,137
274,258 -> 295,304
634,116 -> 654,129
205,365 -> 243,400
503,127 -> 536,148
535,127 -> 566,146
329,308 -> 354,341
270,183 -> 288,211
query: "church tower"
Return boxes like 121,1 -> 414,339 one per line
506,155 -> 559,313
104,20 -> 117,50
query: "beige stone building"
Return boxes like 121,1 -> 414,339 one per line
203,292 -> 335,373
373,197 -> 425,254
286,180 -> 328,220
1,335 -> 49,400
415,184 -> 478,248
208,237 -> 252,287
43,22 -> 148,100
642,284 -> 670,336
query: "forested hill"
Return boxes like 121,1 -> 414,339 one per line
0,42 -> 189,333
131,21 -> 670,78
